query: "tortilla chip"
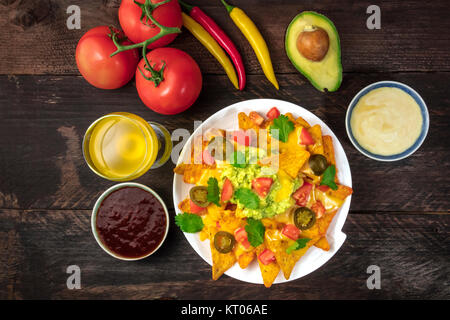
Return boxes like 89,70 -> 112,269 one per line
329,185 -> 353,201
285,236 -> 320,277
178,198 -> 190,213
279,147 -> 310,179
265,229 -> 319,280
173,163 -> 187,175
238,112 -> 259,131
300,222 -> 320,240
314,236 -> 330,251
256,245 -> 280,288
199,229 -> 208,241
296,116 -> 311,128
285,112 -> 296,123
301,210 -> 338,241
307,124 -> 324,155
322,135 -> 336,165
237,250 -> 255,269
197,168 -> 222,186
261,218 -> 278,229
299,164 -> 321,185
322,135 -> 339,183
209,228 -> 237,280
206,206 -> 242,232
204,128 -> 226,142
261,119 -> 272,130
317,210 -> 338,235
173,164 -> 210,184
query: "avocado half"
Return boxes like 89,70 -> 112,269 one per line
285,11 -> 342,92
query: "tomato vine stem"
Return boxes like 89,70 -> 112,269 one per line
109,0 -> 181,57
109,0 -> 181,86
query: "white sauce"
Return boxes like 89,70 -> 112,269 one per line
350,87 -> 423,156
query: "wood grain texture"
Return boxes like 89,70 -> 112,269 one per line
0,73 -> 449,212
0,0 -> 449,300
0,209 -> 448,299
0,0 -> 449,74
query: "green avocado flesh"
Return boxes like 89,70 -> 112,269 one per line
285,11 -> 342,92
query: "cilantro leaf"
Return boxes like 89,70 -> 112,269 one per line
175,213 -> 204,233
286,238 -> 311,254
270,115 -> 295,143
207,177 -> 220,206
230,151 -> 247,168
235,188 -> 260,209
245,218 -> 265,247
320,165 -> 338,190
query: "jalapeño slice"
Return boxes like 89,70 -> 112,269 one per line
309,154 -> 328,176
294,207 -> 316,230
189,186 -> 210,208
214,231 -> 235,254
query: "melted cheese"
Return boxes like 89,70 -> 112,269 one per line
265,229 -> 283,243
300,161 -> 321,184
197,168 -> 222,186
280,126 -> 306,153
314,189 -> 344,213
273,208 -> 294,224
275,169 -> 294,202
350,87 -> 423,156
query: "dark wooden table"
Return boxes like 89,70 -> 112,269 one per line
0,0 -> 449,300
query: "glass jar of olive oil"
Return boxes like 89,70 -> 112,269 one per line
83,112 -> 172,181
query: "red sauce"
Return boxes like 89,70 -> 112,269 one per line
96,187 -> 167,259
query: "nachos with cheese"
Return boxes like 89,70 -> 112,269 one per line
174,108 -> 352,287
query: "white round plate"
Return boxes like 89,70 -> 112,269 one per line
173,99 -> 352,285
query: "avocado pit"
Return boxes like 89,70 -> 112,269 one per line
296,26 -> 329,62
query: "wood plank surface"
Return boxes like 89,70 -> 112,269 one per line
0,0 -> 449,75
0,209 -> 448,299
0,0 -> 449,300
0,73 -> 449,212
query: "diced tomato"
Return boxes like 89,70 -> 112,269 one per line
292,182 -> 313,207
221,178 -> 233,202
258,249 -> 276,265
249,111 -> 264,126
252,177 -> 273,198
266,107 -> 280,120
234,227 -> 251,249
311,201 -> 325,219
240,239 -> 251,249
316,185 -> 330,192
202,149 -> 215,165
234,227 -> 247,242
189,199 -> 206,215
230,130 -> 252,146
216,221 -> 221,229
282,224 -> 301,240
300,128 -> 314,145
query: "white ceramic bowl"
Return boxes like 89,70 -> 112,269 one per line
345,81 -> 429,161
91,182 -> 170,261
173,98 -> 353,285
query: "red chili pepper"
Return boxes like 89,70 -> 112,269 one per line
179,0 -> 246,90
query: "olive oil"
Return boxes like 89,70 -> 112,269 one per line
83,113 -> 171,181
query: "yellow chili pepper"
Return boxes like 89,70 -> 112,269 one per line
220,0 -> 279,90
182,12 -> 239,90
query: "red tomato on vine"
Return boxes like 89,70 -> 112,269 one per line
135,47 -> 202,115
119,0 -> 182,49
75,26 -> 139,89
